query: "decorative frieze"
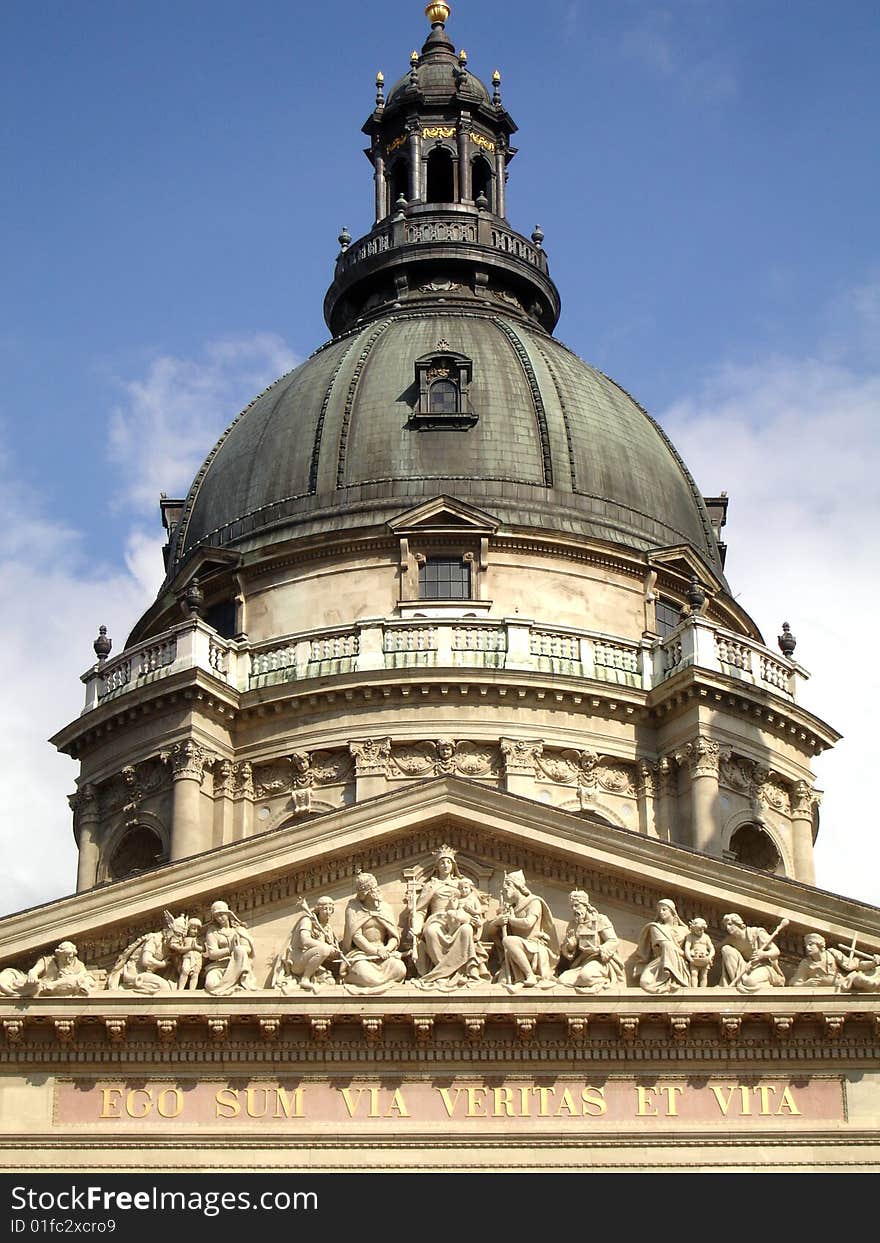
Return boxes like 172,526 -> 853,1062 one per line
500,737 -> 543,775
349,738 -> 392,777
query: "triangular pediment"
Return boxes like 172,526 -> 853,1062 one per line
1,779 -> 878,997
388,496 -> 500,536
650,544 -> 724,594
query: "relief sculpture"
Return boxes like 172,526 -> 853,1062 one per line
271,897 -> 342,993
0,942 -> 98,998
340,873 -> 407,995
719,913 -> 788,994
484,870 -> 559,991
556,890 -> 625,993
409,846 -> 489,989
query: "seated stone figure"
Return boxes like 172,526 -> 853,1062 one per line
556,890 -> 625,993
272,897 -> 342,993
203,901 -> 258,996
634,899 -> 691,994
484,870 -> 559,991
0,942 -> 97,997
719,913 -> 786,993
788,933 -> 845,988
836,948 -> 880,993
410,847 -> 489,989
341,873 -> 407,995
108,911 -> 189,994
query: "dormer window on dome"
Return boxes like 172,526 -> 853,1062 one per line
410,341 -> 476,429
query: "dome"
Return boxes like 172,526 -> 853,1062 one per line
387,59 -> 491,107
167,309 -> 723,577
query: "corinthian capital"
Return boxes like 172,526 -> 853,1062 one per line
68,783 -> 99,822
500,737 -> 544,775
349,738 -> 391,777
676,736 -> 727,780
791,780 -> 816,817
162,740 -> 211,783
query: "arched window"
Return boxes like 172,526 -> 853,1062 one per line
728,824 -> 783,874
426,148 -> 455,203
389,158 -> 409,207
429,379 -> 459,415
107,826 -> 166,881
472,155 -> 493,209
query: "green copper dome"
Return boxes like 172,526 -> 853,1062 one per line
167,309 -> 723,577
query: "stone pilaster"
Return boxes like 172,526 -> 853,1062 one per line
500,737 -> 543,797
212,759 -> 235,848
458,117 -> 472,202
232,762 -> 254,843
406,118 -> 421,202
349,738 -> 391,801
69,784 -> 100,892
636,760 -> 658,838
653,756 -> 677,843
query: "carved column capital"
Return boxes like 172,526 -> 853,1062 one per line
676,736 -> 727,780
791,779 -> 815,817
500,737 -> 544,775
234,761 -> 254,800
69,783 -> 100,824
636,760 -> 656,799
162,740 -> 211,783
349,738 -> 391,777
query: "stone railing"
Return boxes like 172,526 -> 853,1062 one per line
655,619 -> 802,700
81,616 -> 804,713
336,211 -> 549,277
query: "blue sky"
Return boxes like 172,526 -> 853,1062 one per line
1,1 -> 878,913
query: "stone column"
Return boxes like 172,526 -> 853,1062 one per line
495,144 -> 506,217
500,738 -> 543,798
374,149 -> 386,221
407,120 -> 421,203
636,761 -> 658,838
350,739 -> 391,802
677,736 -> 725,854
70,784 -> 101,891
458,120 -> 471,202
791,780 -> 817,885
165,741 -> 211,861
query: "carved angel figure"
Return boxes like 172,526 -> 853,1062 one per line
107,912 -> 186,993
340,873 -> 407,995
634,899 -> 690,994
203,901 -> 258,995
557,890 -> 626,993
271,897 -> 342,993
410,847 -> 489,990
484,870 -> 559,991
0,942 -> 97,998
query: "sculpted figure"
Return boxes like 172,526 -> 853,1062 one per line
341,873 -> 407,995
410,846 -> 488,989
107,912 -> 185,993
836,946 -> 880,993
556,890 -> 625,993
684,917 -> 716,987
719,913 -> 786,993
485,870 -> 559,991
172,918 -> 204,991
788,933 -> 844,988
203,901 -> 258,996
272,897 -> 342,993
634,898 -> 690,994
0,942 -> 96,998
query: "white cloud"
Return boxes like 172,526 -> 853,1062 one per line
664,351 -> 880,906
0,333 -> 299,917
620,10 -> 737,102
107,334 -> 298,512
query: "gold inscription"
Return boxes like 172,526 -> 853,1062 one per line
471,131 -> 496,154
422,126 -> 456,140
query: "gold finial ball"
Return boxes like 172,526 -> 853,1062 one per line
492,70 -> 502,84
425,2 -> 451,26
411,50 -> 420,65
459,49 -> 467,65
376,71 -> 385,84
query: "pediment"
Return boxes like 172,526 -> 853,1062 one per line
649,544 -> 723,594
1,779 -> 878,1000
388,496 -> 500,536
